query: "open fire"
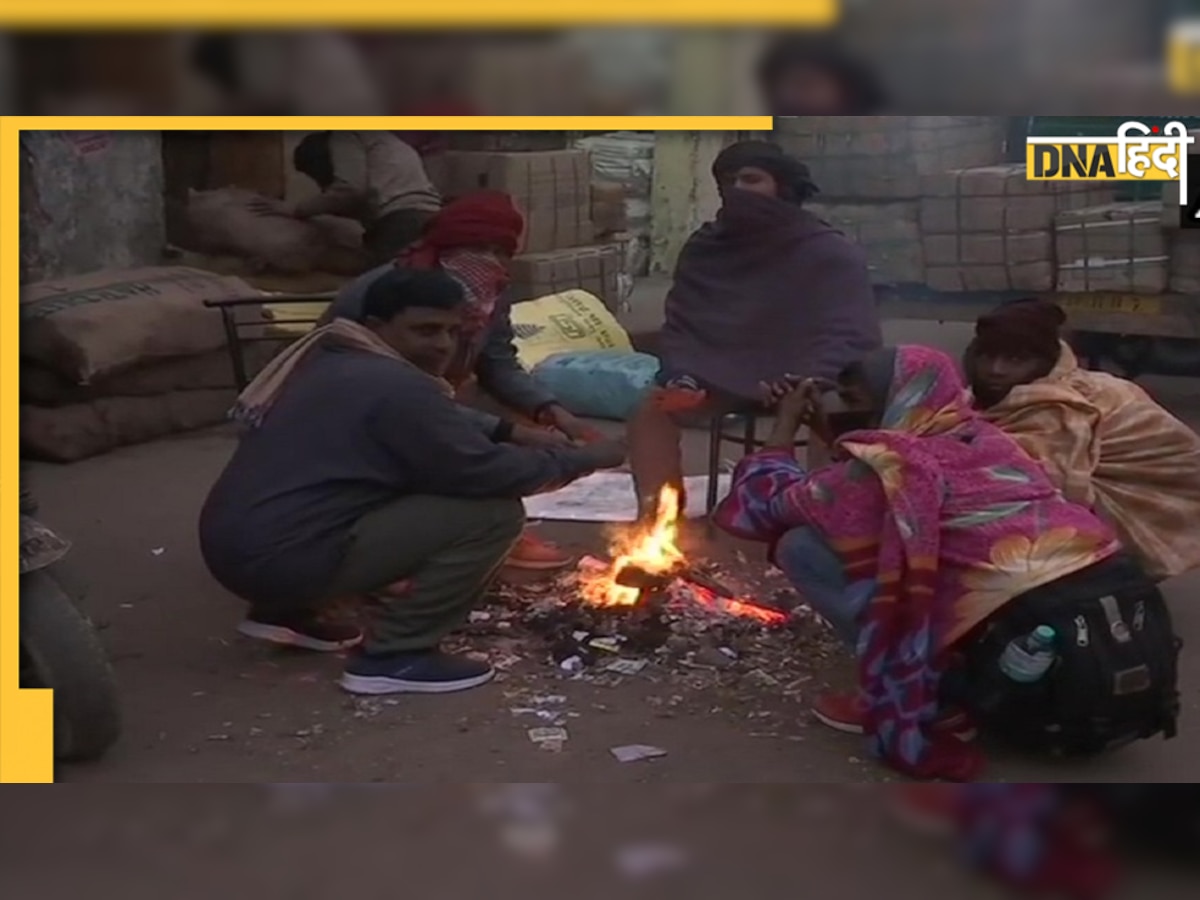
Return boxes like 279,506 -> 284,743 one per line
577,486 -> 786,627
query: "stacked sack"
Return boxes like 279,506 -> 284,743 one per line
1054,201 -> 1167,294
439,147 -> 623,312
575,131 -> 656,280
777,116 -> 1008,286
20,267 -> 283,462
176,187 -> 368,276
920,165 -> 1113,292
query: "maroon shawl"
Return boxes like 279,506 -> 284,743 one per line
658,189 -> 881,401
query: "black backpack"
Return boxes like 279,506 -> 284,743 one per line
959,554 -> 1182,757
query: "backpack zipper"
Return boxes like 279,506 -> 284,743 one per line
1100,594 -> 1132,643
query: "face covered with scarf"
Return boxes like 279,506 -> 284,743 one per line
969,298 -> 1067,408
711,139 -> 819,212
400,189 -> 524,334
657,139 -> 879,402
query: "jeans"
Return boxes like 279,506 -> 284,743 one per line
774,526 -> 875,649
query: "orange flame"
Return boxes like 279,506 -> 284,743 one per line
578,486 -> 786,626
579,486 -> 684,607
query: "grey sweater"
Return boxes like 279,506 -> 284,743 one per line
199,345 -> 592,606
329,265 -> 555,434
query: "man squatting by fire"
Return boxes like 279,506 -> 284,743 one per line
200,268 -> 626,696
321,189 -> 603,571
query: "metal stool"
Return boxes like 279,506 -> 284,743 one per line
704,410 -> 809,518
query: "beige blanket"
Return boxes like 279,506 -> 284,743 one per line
981,343 -> 1200,579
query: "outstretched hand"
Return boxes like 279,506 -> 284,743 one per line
537,404 -> 606,444
511,424 -> 574,448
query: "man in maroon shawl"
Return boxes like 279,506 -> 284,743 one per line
628,140 -> 882,519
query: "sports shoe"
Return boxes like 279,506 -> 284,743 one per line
810,691 -> 978,741
340,650 -> 495,695
505,529 -> 573,571
238,612 -> 363,652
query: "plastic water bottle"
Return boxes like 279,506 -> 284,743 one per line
998,625 -> 1057,683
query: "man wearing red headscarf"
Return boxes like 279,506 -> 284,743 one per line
325,190 -> 600,571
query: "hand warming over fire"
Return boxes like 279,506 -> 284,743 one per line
763,376 -> 825,450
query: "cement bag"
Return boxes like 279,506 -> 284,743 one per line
184,187 -> 367,275
532,350 -> 659,421
509,289 -> 633,370
21,340 -> 287,407
21,389 -> 236,463
20,267 -> 257,384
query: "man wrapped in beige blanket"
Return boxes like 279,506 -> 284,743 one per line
967,298 -> 1200,581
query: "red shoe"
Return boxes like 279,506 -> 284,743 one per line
810,692 -> 978,741
505,529 -> 573,571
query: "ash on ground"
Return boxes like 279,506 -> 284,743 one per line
444,556 -> 843,705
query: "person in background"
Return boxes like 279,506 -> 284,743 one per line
324,190 -> 602,571
199,269 -> 624,695
256,130 -> 442,267
966,298 -> 1200,582
627,139 -> 881,521
714,345 -> 1140,781
757,33 -> 887,115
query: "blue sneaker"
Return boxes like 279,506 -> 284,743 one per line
339,650 -> 495,695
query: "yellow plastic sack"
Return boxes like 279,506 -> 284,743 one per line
263,300 -> 330,337
509,290 -> 632,369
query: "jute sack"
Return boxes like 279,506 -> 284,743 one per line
20,266 -> 258,384
20,389 -> 236,463
184,187 -> 367,275
20,340 -> 288,407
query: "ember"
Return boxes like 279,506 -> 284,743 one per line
577,486 -> 786,627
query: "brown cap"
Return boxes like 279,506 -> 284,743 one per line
974,298 -> 1066,361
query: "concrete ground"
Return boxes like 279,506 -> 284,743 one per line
28,314 -> 1200,783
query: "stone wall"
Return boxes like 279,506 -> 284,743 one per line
19,131 -> 165,283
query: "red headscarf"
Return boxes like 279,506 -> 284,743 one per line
399,190 -> 525,330
402,190 -> 525,268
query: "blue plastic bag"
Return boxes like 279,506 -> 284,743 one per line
531,350 -> 660,421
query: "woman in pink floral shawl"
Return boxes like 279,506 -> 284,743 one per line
714,345 -> 1121,780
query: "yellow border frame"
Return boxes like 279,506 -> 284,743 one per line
1,2 -> 838,27
0,114 -> 768,782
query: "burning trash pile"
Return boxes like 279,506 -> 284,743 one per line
456,488 -> 842,692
